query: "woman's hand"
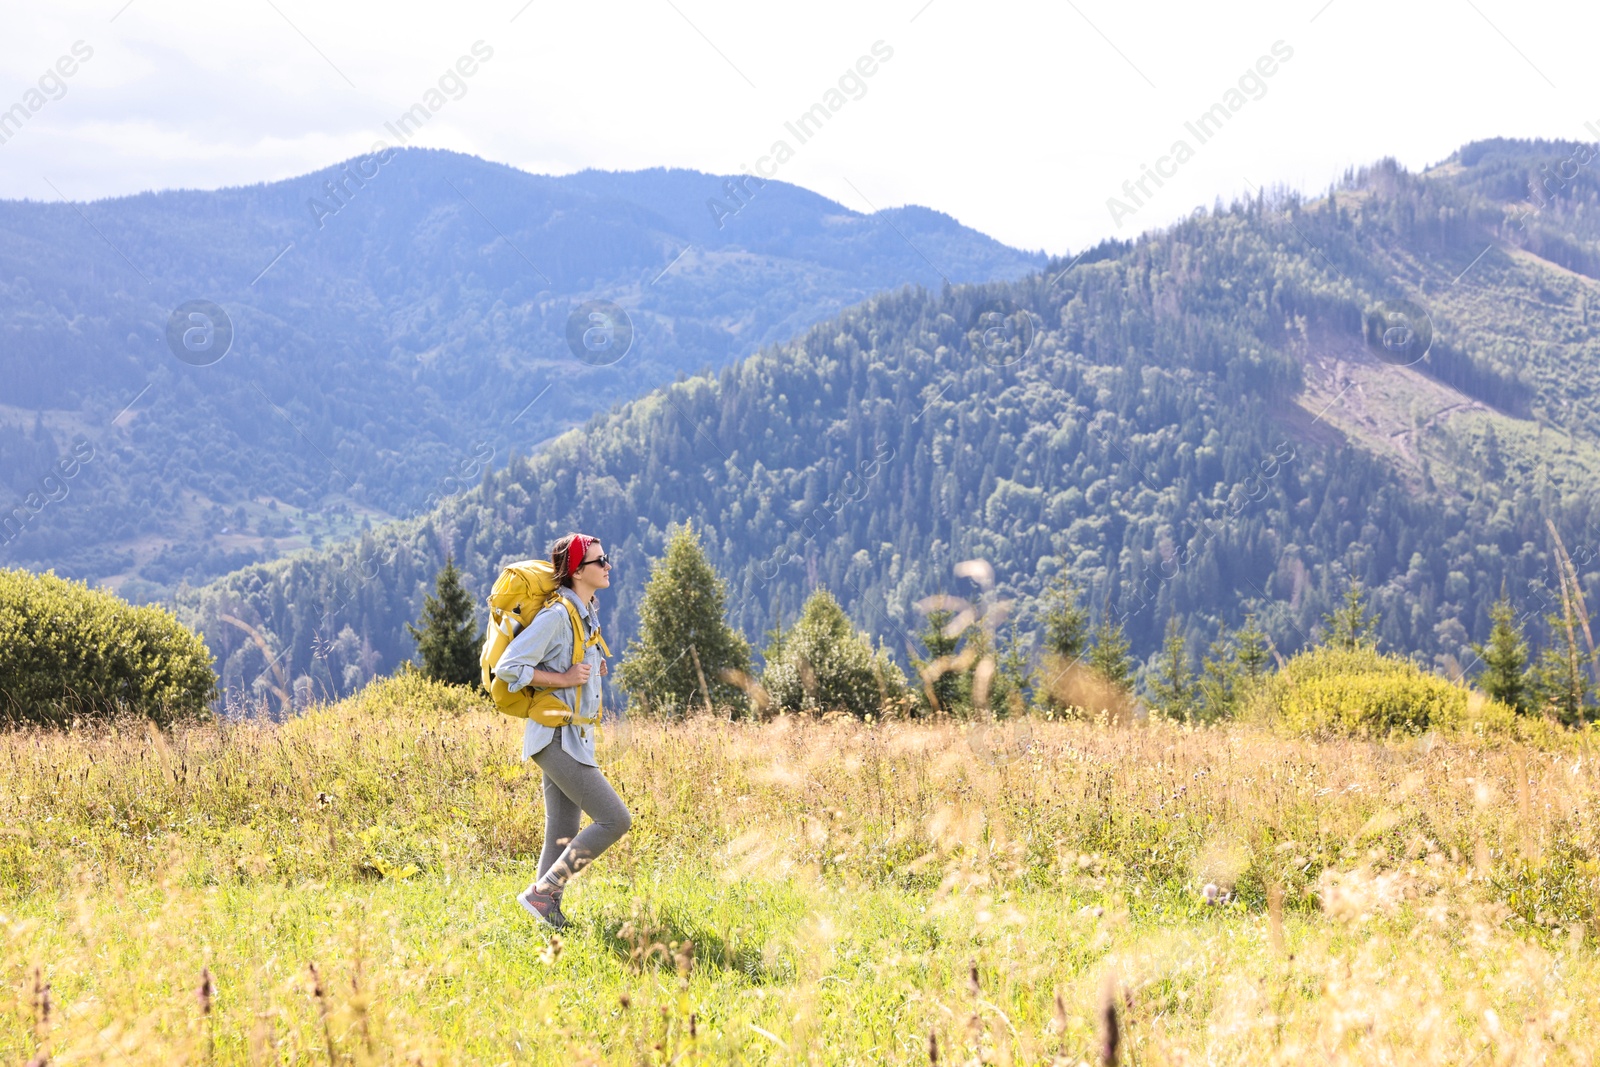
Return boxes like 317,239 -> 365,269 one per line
562,663 -> 593,686
598,659 -> 609,677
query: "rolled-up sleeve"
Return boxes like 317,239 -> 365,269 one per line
495,607 -> 569,693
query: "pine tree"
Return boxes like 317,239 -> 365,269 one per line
991,619 -> 1033,718
1322,583 -> 1379,650
959,621 -> 994,713
1483,425 -> 1507,481
911,608 -> 965,715
1534,528 -> 1596,725
1087,617 -> 1133,691
1196,624 -> 1242,722
1041,573 -> 1090,661
618,522 -> 751,715
1473,595 -> 1529,713
1235,612 -> 1270,680
960,623 -> 1022,716
1149,616 -> 1196,721
406,556 -> 479,686
761,588 -> 905,718
1036,573 -> 1090,715
1532,608 -> 1591,724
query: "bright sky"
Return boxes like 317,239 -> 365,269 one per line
2,0 -> 1597,255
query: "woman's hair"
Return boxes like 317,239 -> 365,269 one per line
549,532 -> 600,589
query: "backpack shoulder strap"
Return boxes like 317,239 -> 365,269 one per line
550,595 -> 611,661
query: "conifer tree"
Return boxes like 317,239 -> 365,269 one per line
1036,573 -> 1090,715
911,608 -> 965,714
1532,608 -> 1591,724
618,522 -> 750,714
1235,612 -> 1270,680
1041,573 -> 1091,661
1088,616 -> 1134,691
1473,595 -> 1530,714
1322,583 -> 1379,650
406,556 -> 479,685
957,623 -> 1015,716
991,619 -> 1033,718
1149,616 -> 1197,721
761,588 -> 906,718
1483,425 -> 1507,481
958,621 -> 993,713
1196,623 -> 1242,722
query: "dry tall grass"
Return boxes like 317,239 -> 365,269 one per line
3,672 -> 1598,1064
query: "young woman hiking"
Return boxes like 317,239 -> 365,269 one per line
495,532 -> 632,930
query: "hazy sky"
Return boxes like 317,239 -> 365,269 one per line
3,0 -> 1597,254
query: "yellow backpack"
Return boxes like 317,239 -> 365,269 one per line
479,560 -> 610,726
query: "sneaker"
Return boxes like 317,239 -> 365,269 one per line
517,885 -> 567,931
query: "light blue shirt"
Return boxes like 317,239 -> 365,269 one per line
493,586 -> 606,766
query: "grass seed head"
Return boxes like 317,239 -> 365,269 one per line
197,966 -> 214,1017
1100,985 -> 1121,1066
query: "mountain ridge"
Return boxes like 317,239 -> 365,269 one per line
174,138 -> 1600,709
0,148 -> 1044,595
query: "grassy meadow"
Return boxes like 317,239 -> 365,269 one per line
3,672 -> 1600,1065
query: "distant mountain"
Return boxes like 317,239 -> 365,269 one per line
180,139 -> 1600,711
0,150 -> 1043,596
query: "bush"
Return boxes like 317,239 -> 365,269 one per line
762,589 -> 907,718
1260,645 -> 1514,738
0,568 -> 216,725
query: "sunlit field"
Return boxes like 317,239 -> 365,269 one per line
4,673 -> 1598,1065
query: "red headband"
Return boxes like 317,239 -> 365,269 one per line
566,535 -> 591,577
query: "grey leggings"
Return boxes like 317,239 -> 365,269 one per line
531,731 -> 633,886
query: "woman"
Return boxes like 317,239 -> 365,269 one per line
495,532 -> 632,930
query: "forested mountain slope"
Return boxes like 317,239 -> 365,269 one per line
0,150 -> 1041,595
184,140 -> 1600,709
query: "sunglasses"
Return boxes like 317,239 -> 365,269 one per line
578,553 -> 612,569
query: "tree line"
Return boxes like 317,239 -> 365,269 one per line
406,524 -> 1593,727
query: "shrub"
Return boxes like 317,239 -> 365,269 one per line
0,568 -> 216,725
1261,645 -> 1514,738
763,589 -> 907,718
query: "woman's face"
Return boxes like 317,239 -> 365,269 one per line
575,540 -> 612,590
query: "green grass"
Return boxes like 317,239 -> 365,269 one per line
4,674 -> 1600,1064
9,864 -> 1594,1064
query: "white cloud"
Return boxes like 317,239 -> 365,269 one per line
1,0 -> 1596,251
